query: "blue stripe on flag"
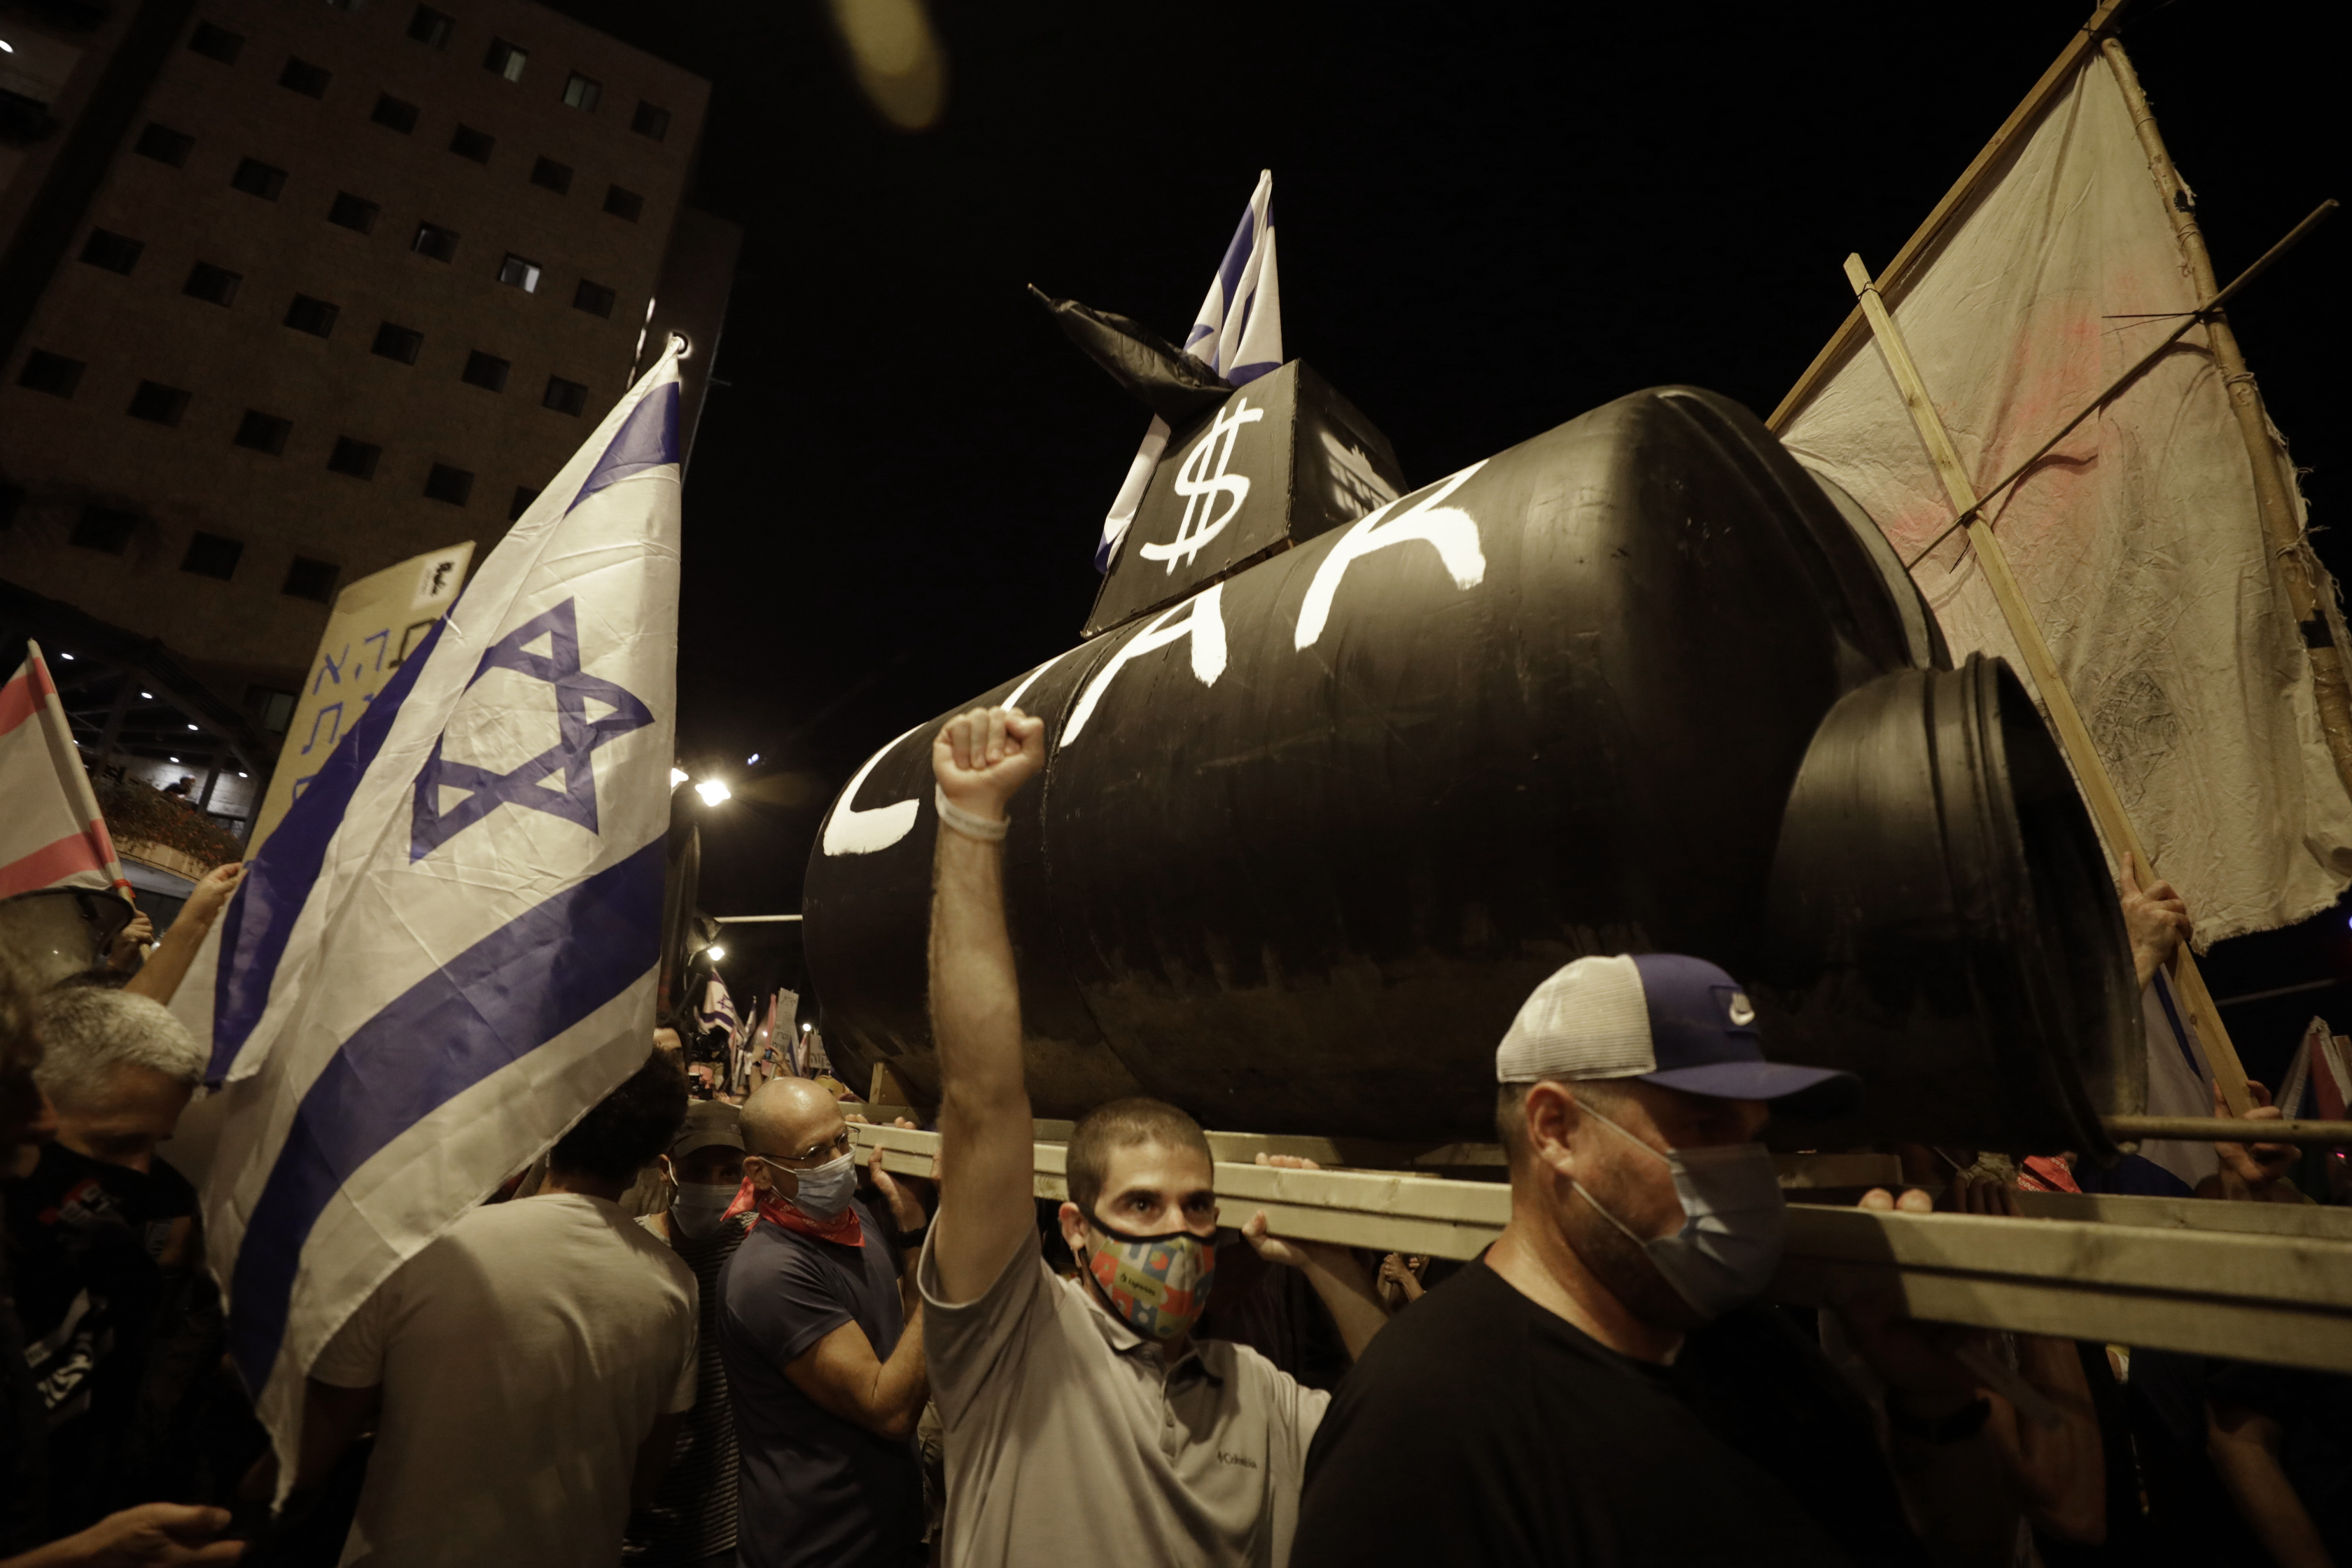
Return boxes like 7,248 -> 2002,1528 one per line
225,836 -> 665,1388
209,619 -> 448,1082
568,382 -> 680,514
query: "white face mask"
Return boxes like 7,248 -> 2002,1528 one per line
1570,1098 -> 1788,1322
782,1152 -> 858,1221
670,1181 -> 738,1239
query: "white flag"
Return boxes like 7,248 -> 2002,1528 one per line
1779,52 -> 2352,944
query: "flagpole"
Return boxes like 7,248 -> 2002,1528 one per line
1837,251 -> 2257,1118
1767,0 -> 2134,433
2097,41 -> 2352,804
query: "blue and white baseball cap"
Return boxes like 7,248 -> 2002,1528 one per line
1494,953 -> 1860,1113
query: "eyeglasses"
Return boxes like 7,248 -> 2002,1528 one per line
759,1128 -> 854,1167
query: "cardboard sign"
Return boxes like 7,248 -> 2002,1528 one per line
247,543 -> 473,855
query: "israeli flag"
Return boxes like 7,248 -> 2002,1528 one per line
183,343 -> 686,1482
1096,169 -> 1284,573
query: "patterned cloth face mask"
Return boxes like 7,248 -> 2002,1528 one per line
1082,1220 -> 1217,1341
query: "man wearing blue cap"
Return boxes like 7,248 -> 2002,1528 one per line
1290,953 -> 1997,1567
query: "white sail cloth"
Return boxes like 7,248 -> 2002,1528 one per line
1781,51 -> 2352,946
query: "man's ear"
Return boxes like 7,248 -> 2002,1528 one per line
1058,1199 -> 1089,1254
657,1154 -> 678,1187
1522,1082 -> 1584,1176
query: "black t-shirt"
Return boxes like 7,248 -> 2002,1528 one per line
1292,1259 -> 1929,1568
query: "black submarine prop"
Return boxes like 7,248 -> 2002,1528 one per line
802,314 -> 2141,1156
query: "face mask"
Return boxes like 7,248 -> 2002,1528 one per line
1570,1099 -> 1786,1322
671,1180 -> 738,1239
780,1152 -> 858,1221
1082,1221 -> 1216,1342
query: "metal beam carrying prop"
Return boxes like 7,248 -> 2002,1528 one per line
850,1121 -> 2352,1373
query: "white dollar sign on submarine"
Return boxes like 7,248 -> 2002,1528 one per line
1140,399 -> 1265,573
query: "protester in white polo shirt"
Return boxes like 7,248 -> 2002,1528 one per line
917,704 -> 1389,1568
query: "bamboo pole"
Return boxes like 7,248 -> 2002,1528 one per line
1767,0 -> 2134,433
2106,1114 -> 2352,1146
2099,40 -> 2352,804
1839,253 -> 2255,1116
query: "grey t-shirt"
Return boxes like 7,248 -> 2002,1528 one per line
918,1226 -> 1330,1567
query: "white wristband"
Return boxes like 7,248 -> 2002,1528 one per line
934,785 -> 1009,842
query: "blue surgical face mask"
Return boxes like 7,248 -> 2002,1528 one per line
783,1152 -> 858,1221
1570,1098 -> 1787,1322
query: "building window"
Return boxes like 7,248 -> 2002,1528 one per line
371,93 -> 419,133
134,122 -> 195,166
233,409 -> 293,454
424,463 -> 474,505
284,294 -> 340,337
70,504 -> 139,553
528,155 -> 572,194
496,253 -> 540,293
448,123 -> 493,162
602,185 -> 642,222
78,229 -> 143,274
327,436 -> 381,478
181,531 -> 243,580
279,56 -> 332,97
461,351 -> 510,391
571,279 -> 615,318
127,381 -> 191,426
371,322 -> 424,363
16,351 -> 85,398
283,556 -> 340,601
630,100 -> 670,140
508,485 -> 540,520
405,4 -> 452,46
482,38 -> 526,80
328,191 -> 379,233
188,21 -> 243,62
183,262 -> 241,306
542,375 -> 587,416
412,221 -> 458,262
561,72 -> 599,111
230,158 -> 287,199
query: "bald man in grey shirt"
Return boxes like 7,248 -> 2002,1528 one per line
919,705 -> 1387,1567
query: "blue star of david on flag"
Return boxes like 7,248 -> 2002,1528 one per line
409,596 -> 654,858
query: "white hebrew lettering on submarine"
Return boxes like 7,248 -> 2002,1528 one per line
818,721 -> 927,857
1294,461 -> 1488,650
818,463 -> 1490,855
1061,583 -> 1229,746
819,648 -> 1076,857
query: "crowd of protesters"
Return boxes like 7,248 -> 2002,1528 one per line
0,703 -> 2346,1567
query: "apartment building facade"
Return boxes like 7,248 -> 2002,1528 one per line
0,0 -> 734,750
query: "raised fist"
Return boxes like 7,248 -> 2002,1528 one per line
932,706 -> 1046,822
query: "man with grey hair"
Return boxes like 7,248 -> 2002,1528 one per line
8,986 -> 209,1534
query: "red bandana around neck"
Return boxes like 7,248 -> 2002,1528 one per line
722,1175 -> 864,1247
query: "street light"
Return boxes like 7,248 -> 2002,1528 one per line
707,944 -> 727,962
670,766 -> 690,788
694,778 -> 730,806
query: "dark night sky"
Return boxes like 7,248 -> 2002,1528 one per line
549,0 -> 2344,1066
